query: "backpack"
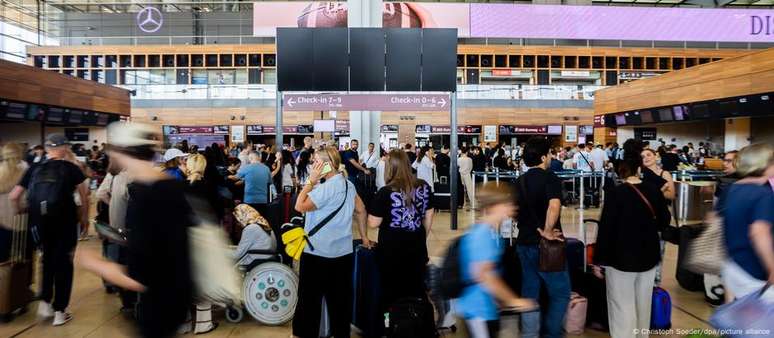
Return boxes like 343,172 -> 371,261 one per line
387,297 -> 438,338
27,161 -> 69,219
439,235 -> 469,299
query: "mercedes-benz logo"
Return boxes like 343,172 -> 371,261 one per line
137,7 -> 163,33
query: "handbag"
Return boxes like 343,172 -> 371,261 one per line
709,284 -> 774,338
684,211 -> 727,275
627,183 -> 679,244
282,180 -> 348,260
518,177 -> 566,272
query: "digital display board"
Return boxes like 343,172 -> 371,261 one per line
640,110 -> 654,124
615,114 -> 626,126
5,102 -> 27,119
673,105 -> 688,121
691,102 -> 711,119
47,107 -> 65,122
658,108 -> 673,122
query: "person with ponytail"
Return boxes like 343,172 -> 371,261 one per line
368,149 -> 435,315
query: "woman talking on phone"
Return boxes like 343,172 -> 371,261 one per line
292,146 -> 371,338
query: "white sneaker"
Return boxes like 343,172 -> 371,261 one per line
37,301 -> 54,318
53,311 -> 72,326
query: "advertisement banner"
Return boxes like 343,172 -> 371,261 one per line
214,125 -> 230,135
253,2 -> 469,37
247,125 -> 263,135
565,125 -> 578,143
231,125 -> 245,143
470,4 -> 774,43
336,119 -> 350,135
484,125 -> 497,142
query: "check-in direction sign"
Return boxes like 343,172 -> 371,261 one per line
283,94 -> 450,111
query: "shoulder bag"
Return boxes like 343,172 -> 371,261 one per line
282,180 -> 348,260
627,183 -> 678,244
520,177 -> 566,272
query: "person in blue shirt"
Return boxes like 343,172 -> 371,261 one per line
456,182 -> 536,338
228,152 -> 272,217
721,143 -> 774,300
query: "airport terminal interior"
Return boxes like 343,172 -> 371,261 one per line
1,0 -> 773,337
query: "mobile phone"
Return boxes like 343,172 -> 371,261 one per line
320,162 -> 333,176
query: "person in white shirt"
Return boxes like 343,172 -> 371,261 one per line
375,151 -> 386,189
412,146 -> 436,191
588,143 -> 609,172
360,142 -> 380,170
572,143 -> 594,172
458,147 -> 475,210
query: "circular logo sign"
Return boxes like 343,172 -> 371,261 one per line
137,7 -> 163,33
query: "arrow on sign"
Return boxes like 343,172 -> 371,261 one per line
287,98 -> 295,108
438,98 -> 447,108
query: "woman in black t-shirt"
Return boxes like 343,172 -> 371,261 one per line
368,149 -> 435,313
641,148 -> 675,201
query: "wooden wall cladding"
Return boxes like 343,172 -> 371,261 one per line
594,48 -> 774,115
0,59 -> 130,115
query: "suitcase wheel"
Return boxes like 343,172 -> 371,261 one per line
225,305 -> 244,323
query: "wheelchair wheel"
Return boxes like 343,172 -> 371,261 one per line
243,262 -> 299,325
225,305 -> 244,323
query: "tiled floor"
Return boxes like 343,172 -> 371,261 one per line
1,206 -> 715,338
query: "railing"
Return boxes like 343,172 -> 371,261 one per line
123,84 -> 606,101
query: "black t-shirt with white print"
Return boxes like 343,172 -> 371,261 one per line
368,181 -> 434,261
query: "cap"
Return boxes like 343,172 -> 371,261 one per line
163,148 -> 187,162
107,122 -> 160,148
45,133 -> 70,147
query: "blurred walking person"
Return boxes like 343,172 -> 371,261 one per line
720,143 -> 774,299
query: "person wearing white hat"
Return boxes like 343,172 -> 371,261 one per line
76,122 -> 193,338
162,148 -> 188,181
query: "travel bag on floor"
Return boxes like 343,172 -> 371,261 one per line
0,214 -> 32,320
565,238 -> 585,272
426,262 -> 456,331
676,224 -> 705,292
709,284 -> 774,338
650,286 -> 672,330
564,292 -> 588,335
352,242 -> 383,338
582,271 -> 608,331
386,297 -> 438,338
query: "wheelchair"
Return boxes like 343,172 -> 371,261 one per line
225,217 -> 301,325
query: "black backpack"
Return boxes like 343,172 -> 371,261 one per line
387,297 -> 437,338
27,161 -> 69,219
439,235 -> 469,299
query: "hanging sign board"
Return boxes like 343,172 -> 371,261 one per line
283,93 -> 450,111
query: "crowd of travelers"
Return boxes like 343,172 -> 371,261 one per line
0,122 -> 771,338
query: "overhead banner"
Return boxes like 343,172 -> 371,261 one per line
283,93 -> 450,111
470,4 -> 773,43
256,2 -> 774,42
253,2 -> 469,36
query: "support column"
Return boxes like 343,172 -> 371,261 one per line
348,0 -> 382,149
724,117 -> 751,152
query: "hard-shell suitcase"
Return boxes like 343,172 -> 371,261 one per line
0,214 -> 33,320
565,238 -> 585,272
352,243 -> 383,338
651,287 -> 672,330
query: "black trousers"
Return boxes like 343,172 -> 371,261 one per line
40,224 -> 77,312
117,244 -> 137,309
292,253 -> 353,338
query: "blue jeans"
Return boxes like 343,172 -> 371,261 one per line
517,245 -> 571,338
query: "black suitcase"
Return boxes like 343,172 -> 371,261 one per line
432,181 -> 451,211
387,297 -> 437,338
580,270 -> 609,331
352,243 -> 383,338
676,224 -> 705,292
565,237 -> 585,272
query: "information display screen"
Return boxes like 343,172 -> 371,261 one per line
547,125 -> 562,135
68,109 -> 84,124
658,108 -> 673,122
640,111 -> 654,124
673,105 -> 688,121
47,107 -> 65,122
691,102 -> 711,119
5,102 -> 27,119
625,111 -> 642,125
313,119 -> 335,132
615,114 -> 626,126
96,113 -> 110,126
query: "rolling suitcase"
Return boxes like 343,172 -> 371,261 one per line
650,287 -> 672,330
352,242 -> 383,338
0,214 -> 33,321
581,271 -> 608,331
565,238 -> 585,272
676,224 -> 705,292
432,179 -> 451,211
